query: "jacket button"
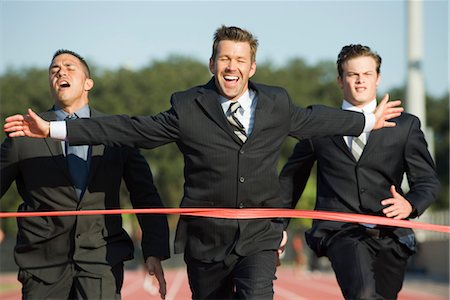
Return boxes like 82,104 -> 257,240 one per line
239,202 -> 244,208
239,176 -> 245,183
76,234 -> 81,238
360,188 -> 366,193
239,150 -> 245,154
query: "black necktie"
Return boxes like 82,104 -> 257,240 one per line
65,114 -> 89,199
226,102 -> 247,143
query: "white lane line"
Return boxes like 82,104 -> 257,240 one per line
165,269 -> 186,300
121,272 -> 144,297
274,285 -> 308,300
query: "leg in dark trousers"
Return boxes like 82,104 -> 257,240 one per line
326,228 -> 410,300
185,250 -> 277,300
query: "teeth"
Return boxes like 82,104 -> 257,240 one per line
224,76 -> 238,81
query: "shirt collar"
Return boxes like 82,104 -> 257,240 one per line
341,99 -> 377,113
219,89 -> 254,113
53,104 -> 90,121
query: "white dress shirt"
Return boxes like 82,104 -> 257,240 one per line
342,99 -> 377,149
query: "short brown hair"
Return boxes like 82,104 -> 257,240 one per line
211,25 -> 259,62
337,44 -> 381,77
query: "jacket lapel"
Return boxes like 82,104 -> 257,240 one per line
40,110 -> 73,180
331,136 -> 355,161
195,78 -> 243,144
359,128 -> 383,161
86,109 -> 106,186
247,81 -> 275,140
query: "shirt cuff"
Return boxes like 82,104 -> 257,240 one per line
50,121 -> 68,140
363,113 -> 375,133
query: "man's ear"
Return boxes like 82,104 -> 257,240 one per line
376,74 -> 381,86
85,78 -> 94,91
209,57 -> 215,74
249,61 -> 257,78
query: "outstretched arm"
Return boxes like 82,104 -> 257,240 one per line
4,109 -> 50,138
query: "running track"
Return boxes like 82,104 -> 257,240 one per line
0,267 -> 447,300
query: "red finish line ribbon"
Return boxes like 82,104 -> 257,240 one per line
0,208 -> 448,233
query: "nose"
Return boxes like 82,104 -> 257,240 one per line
57,67 -> 67,77
226,59 -> 237,70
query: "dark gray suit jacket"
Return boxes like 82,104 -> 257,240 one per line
279,112 -> 440,256
65,78 -> 365,263
1,108 -> 170,283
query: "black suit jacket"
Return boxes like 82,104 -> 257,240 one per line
279,112 -> 440,256
1,108 -> 170,283
66,78 -> 365,262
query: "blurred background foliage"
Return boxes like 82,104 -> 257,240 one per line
1,56 -> 448,233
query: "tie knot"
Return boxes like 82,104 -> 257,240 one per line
65,114 -> 77,121
228,101 -> 241,115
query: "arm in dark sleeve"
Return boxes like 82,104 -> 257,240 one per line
289,103 -> 365,140
67,106 -> 180,149
279,139 -> 316,228
122,147 -> 170,261
403,116 -> 441,216
1,137 -> 18,198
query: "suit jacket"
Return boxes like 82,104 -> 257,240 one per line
1,108 -> 170,283
65,78 -> 365,263
279,112 -> 440,256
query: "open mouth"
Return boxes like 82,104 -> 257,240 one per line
59,81 -> 71,88
224,75 -> 238,82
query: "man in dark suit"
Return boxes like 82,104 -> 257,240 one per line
1,49 -> 170,299
279,44 -> 440,299
4,28 -> 403,299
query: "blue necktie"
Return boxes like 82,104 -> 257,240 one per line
65,115 -> 89,199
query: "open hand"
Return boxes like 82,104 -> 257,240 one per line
373,94 -> 404,130
4,108 -> 50,138
381,185 -> 413,220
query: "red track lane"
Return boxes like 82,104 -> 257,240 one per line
0,268 -> 447,300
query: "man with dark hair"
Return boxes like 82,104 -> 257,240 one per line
5,28 -> 403,299
1,49 -> 170,299
279,44 -> 440,299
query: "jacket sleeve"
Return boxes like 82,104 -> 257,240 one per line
279,139 -> 316,228
0,137 -> 19,198
289,102 -> 365,140
67,106 -> 180,149
403,116 -> 441,216
122,147 -> 170,260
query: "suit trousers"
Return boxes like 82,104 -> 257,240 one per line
325,226 -> 411,300
19,263 -> 124,300
185,249 -> 277,300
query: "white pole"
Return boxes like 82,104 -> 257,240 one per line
407,0 -> 426,128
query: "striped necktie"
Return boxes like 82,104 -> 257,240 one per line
351,135 -> 366,161
227,101 -> 247,143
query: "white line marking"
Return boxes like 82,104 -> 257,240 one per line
274,285 -> 308,300
166,269 -> 186,300
121,272 -> 144,297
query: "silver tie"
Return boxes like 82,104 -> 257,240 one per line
351,135 -> 366,161
227,101 -> 247,143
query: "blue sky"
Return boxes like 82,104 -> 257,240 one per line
1,0 -> 448,98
